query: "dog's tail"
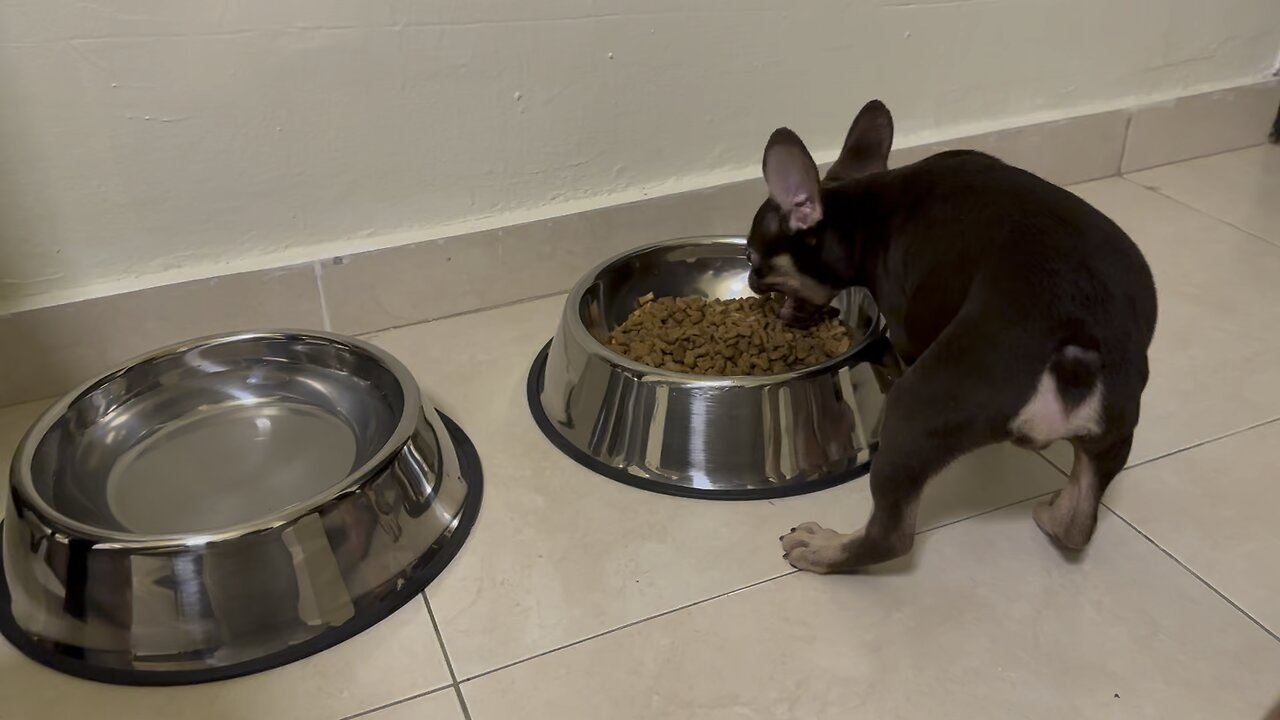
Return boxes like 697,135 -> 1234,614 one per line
1049,330 -> 1102,410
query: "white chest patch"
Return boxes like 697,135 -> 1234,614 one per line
1009,369 -> 1104,448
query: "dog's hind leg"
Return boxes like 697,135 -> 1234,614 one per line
781,315 -> 1018,574
1034,432 -> 1132,550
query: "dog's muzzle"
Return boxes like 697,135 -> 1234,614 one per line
779,296 -> 839,328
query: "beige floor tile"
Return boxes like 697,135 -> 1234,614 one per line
1070,177 -> 1280,466
0,398 -> 52,521
1105,420 -> 1280,636
0,600 -> 451,720
462,501 -> 1280,720
366,296 -> 1066,679
1127,145 -> 1280,247
360,689 -> 465,720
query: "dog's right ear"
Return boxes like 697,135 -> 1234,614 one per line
825,99 -> 894,183
763,128 -> 823,232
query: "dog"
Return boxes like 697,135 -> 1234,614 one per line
747,100 -> 1158,574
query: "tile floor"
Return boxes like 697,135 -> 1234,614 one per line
2,145 -> 1279,719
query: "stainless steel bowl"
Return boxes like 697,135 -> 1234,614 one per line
0,331 -> 482,685
528,236 -> 903,499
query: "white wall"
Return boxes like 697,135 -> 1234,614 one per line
2,0 -> 1278,309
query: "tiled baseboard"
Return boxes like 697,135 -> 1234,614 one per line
1122,81 -> 1280,172
2,79 -> 1277,407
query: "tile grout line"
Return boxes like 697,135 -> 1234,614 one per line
356,290 -> 568,340
1027,421 -> 1280,646
411,473 -> 1266,693
1118,141 -> 1271,177
337,687 -> 453,720
1032,416 -> 1280,478
337,425 -> 1271,702
1034,448 -> 1072,478
455,486 -> 1063,686
1117,111 -> 1134,175
1120,415 -> 1280,473
446,425 -> 1280,686
1025,425 -> 1280,642
423,594 -> 475,720
457,570 -> 796,684
1100,503 -> 1280,645
1117,173 -> 1280,251
313,260 -> 333,332
330,596 -> 477,720
917,489 -> 1060,537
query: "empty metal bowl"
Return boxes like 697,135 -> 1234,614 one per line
0,331 -> 482,685
528,236 -> 903,499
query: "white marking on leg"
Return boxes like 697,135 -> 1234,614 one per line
1009,369 -> 1104,447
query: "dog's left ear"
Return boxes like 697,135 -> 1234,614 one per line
763,128 -> 822,232
825,99 -> 894,183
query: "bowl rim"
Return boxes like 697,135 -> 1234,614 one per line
563,235 -> 887,387
9,329 -> 426,547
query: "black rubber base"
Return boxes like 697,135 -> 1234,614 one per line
526,340 -> 872,501
0,412 -> 483,687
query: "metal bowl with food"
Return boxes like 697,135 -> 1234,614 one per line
0,330 -> 482,685
528,236 -> 903,500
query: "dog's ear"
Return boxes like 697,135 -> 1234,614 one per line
763,128 -> 822,232
825,99 -> 894,182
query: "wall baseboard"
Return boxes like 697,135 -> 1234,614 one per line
2,78 -> 1277,408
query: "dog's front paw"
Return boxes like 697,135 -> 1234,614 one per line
779,522 -> 853,574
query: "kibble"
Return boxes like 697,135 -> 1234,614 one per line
605,293 -> 854,376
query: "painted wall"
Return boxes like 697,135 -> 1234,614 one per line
2,0 -> 1278,308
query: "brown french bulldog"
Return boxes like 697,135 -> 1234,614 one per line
747,100 -> 1158,573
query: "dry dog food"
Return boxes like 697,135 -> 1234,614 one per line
606,293 -> 854,375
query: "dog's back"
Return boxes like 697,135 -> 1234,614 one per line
839,150 -> 1162,394
851,149 -> 1156,371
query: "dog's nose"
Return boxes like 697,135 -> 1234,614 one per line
747,270 -> 765,294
